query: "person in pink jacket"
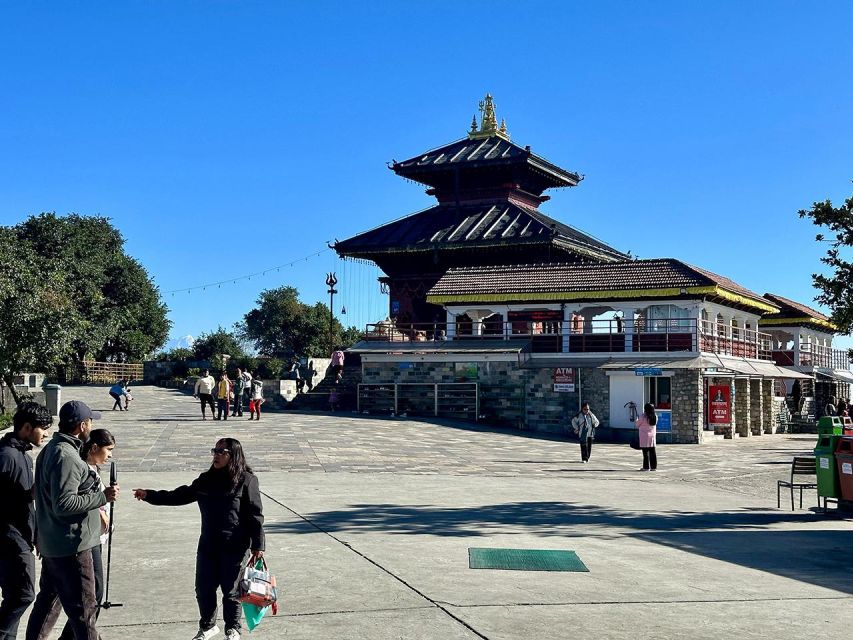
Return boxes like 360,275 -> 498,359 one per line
636,402 -> 658,471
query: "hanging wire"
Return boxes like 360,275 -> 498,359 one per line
165,246 -> 331,294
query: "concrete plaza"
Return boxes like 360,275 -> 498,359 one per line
22,385 -> 853,639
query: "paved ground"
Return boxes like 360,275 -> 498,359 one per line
18,385 -> 853,639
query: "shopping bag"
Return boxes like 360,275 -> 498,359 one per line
629,435 -> 641,450
241,602 -> 269,631
239,558 -> 278,609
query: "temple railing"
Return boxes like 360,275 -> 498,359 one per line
774,344 -> 853,369
362,319 -> 774,360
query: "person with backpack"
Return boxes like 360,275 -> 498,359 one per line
637,402 -> 658,471
571,402 -> 600,464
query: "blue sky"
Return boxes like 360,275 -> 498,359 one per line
1,1 -> 851,349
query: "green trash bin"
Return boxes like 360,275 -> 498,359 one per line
815,434 -> 842,499
818,416 -> 842,435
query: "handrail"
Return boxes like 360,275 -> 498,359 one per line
361,319 -> 775,360
793,343 -> 853,369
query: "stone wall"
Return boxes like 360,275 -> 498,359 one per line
734,378 -> 750,438
580,368 -> 609,425
143,359 -> 211,384
749,378 -> 763,436
672,370 -> 702,444
761,380 -> 774,434
362,360 -> 582,435
770,395 -> 789,433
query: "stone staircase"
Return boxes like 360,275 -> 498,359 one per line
278,362 -> 361,412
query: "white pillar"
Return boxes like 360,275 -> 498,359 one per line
562,306 -> 573,353
469,311 -> 484,336
446,310 -> 456,339
620,306 -> 637,353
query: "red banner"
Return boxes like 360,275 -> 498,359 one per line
708,385 -> 731,424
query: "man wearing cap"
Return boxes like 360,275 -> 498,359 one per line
26,401 -> 118,640
0,401 -> 52,639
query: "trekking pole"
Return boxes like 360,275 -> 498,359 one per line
101,461 -> 123,609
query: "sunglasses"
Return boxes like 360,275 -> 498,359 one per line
210,448 -> 231,456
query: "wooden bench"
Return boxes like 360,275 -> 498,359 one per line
777,456 -> 818,510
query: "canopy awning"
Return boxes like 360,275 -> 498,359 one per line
815,367 -> 853,384
600,356 -> 704,371
701,355 -> 812,379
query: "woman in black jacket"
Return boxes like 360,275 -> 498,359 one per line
133,438 -> 264,640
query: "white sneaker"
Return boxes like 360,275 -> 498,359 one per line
225,630 -> 241,640
192,626 -> 220,640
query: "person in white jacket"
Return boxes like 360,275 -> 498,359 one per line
571,402 -> 600,464
193,370 -> 216,420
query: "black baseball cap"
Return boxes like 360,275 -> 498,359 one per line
58,400 -> 102,428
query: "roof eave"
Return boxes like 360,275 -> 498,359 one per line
427,285 -> 777,314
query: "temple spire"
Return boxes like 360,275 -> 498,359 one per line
468,93 -> 510,141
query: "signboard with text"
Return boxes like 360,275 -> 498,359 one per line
553,367 -> 576,393
635,368 -> 663,376
708,385 -> 731,424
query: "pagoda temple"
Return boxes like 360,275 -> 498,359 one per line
334,95 -> 627,325
333,96 -> 851,443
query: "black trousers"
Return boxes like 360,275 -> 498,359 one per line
198,393 -> 215,417
26,548 -> 100,640
0,539 -> 35,640
195,544 -> 248,633
580,437 -> 593,462
642,447 -> 658,470
57,546 -> 102,640
231,392 -> 243,416
109,392 -> 123,411
216,399 -> 229,420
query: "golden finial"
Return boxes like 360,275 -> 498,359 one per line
468,94 -> 510,141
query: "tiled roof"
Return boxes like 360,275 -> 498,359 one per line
334,202 -> 628,262
392,136 -> 580,188
426,259 -> 775,310
762,293 -> 832,322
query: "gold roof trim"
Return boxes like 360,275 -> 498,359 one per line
758,316 -> 838,331
428,285 -> 777,313
468,94 -> 510,141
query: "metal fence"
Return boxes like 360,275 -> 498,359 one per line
357,383 -> 478,421
58,361 -> 144,385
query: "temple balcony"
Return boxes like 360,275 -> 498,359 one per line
360,319 -> 774,361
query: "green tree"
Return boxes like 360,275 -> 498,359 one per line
239,286 -> 361,358
192,327 -> 248,361
15,213 -> 170,363
0,229 -> 78,405
155,347 -> 195,362
799,188 -> 853,337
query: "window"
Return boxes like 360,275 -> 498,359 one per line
647,305 -> 691,332
646,376 -> 672,410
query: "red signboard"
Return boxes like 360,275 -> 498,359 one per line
708,385 -> 731,424
553,367 -> 575,393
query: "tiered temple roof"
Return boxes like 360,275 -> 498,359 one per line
334,202 -> 627,262
334,95 -> 627,268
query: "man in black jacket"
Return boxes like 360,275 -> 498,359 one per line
0,401 -> 52,640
